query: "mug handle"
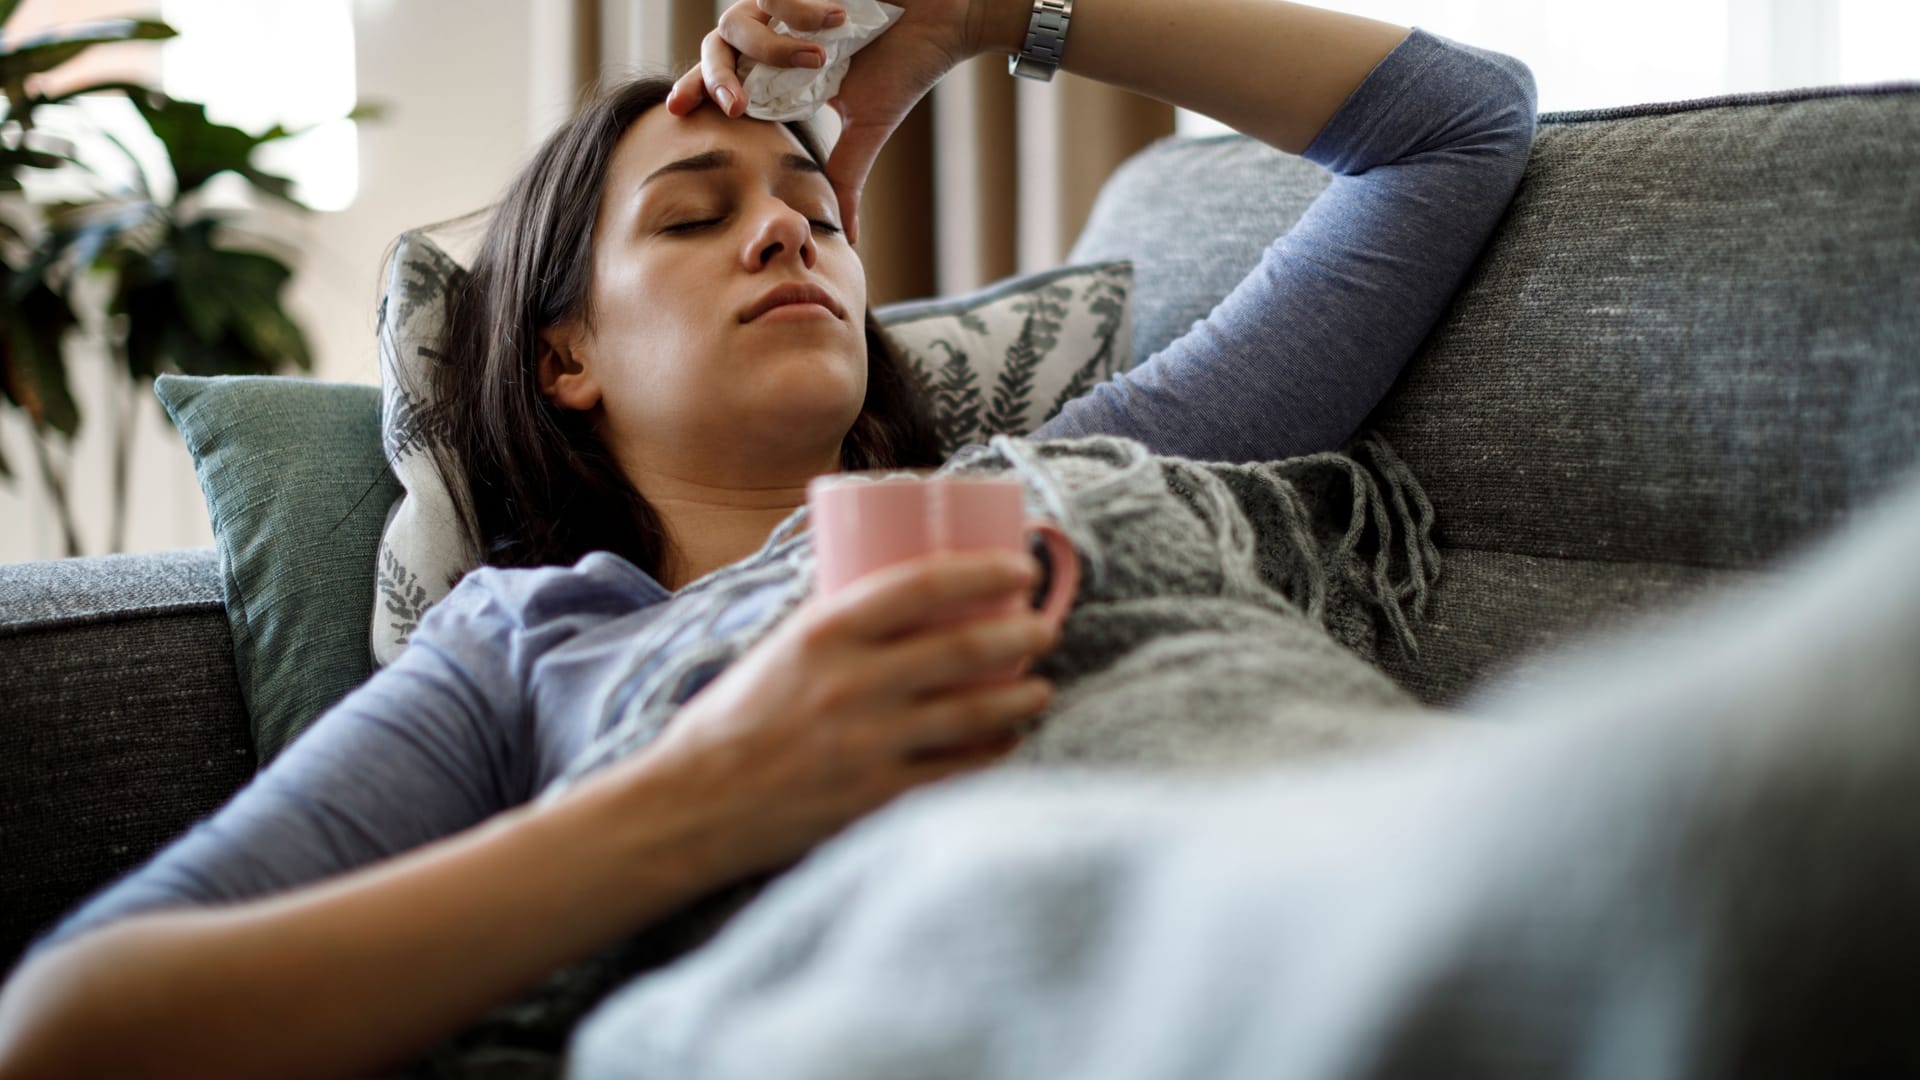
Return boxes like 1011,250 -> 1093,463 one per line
1025,521 -> 1081,628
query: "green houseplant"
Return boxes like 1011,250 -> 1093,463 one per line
0,3 -> 356,555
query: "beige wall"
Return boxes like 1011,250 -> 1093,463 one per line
1,0 -> 548,561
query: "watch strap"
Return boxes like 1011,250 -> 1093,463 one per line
1008,0 -> 1073,82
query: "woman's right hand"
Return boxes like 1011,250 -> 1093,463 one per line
627,548 -> 1062,879
667,0 -> 984,244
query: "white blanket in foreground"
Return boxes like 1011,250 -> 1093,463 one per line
568,465 -> 1920,1079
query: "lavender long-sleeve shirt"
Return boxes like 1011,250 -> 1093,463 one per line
28,28 -> 1536,961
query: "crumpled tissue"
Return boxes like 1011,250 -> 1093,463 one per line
741,0 -> 906,123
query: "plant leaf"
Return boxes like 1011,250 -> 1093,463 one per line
112,219 -> 312,378
0,20 -> 176,88
0,270 -> 80,436
30,197 -> 158,282
127,92 -> 300,204
32,78 -> 155,107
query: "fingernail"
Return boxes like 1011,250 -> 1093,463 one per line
823,8 -> 847,26
715,87 -> 736,114
798,49 -> 825,68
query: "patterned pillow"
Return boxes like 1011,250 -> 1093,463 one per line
877,260 -> 1132,459
373,234 -> 475,666
370,232 -> 1132,665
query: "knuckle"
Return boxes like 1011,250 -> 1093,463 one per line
962,695 -> 1000,730
908,557 -> 953,594
1024,678 -> 1054,707
791,598 -> 846,650
1030,616 -> 1057,652
809,670 -> 868,717
954,623 -> 1000,666
792,613 -> 836,654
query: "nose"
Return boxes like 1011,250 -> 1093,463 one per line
742,196 -> 816,272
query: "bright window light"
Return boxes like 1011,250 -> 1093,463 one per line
1177,0 -> 1919,135
159,0 -> 359,211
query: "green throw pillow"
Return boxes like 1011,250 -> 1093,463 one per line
155,374 -> 403,763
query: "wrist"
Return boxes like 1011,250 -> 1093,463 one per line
970,0 -> 1036,57
528,752 -> 734,924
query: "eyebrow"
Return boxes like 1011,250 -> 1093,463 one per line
640,148 -> 827,189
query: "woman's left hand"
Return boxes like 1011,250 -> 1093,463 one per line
667,0 -> 984,244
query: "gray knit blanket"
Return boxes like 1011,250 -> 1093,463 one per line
404,431 -> 1445,1076
547,431 -> 1443,788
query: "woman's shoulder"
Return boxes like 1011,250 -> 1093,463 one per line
416,550 -> 672,644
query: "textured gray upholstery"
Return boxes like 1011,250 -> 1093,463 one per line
1074,84 -> 1920,703
0,548 -> 253,972
0,547 -> 225,630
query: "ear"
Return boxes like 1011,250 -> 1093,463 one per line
537,323 -> 602,412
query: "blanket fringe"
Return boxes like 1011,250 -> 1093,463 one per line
977,431 -> 1442,663
1343,430 -> 1442,659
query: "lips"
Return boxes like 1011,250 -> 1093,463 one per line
740,281 -> 844,323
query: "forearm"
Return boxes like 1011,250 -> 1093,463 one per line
1032,26 -> 1538,461
0,756 -> 714,1080
978,0 -> 1411,155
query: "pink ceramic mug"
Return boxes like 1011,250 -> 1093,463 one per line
807,470 -> 1081,684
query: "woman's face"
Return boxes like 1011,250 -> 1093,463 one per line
540,104 -> 867,487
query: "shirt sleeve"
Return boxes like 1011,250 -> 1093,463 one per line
20,566 -> 551,962
1032,27 -> 1540,462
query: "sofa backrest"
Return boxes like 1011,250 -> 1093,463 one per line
1071,83 -> 1920,704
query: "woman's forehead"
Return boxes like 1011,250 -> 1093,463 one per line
613,107 -> 817,188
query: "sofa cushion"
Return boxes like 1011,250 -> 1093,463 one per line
1374,85 -> 1920,570
1073,84 -> 1920,703
156,374 -> 402,762
0,551 -> 253,973
1370,548 -> 1771,706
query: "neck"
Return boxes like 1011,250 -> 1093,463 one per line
637,460 -> 833,592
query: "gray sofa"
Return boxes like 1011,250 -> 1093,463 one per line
4,81 -> 1917,978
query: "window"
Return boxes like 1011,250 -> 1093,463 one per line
1177,0 -> 1920,135
159,0 -> 359,210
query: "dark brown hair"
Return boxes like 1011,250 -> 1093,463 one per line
423,73 -> 940,576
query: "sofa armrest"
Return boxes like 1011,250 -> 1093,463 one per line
0,549 -> 255,973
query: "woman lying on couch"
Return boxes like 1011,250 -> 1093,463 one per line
0,0 -> 1552,1075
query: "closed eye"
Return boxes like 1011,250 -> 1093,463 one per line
664,217 -> 843,236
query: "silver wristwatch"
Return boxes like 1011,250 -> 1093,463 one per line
1008,0 -> 1073,82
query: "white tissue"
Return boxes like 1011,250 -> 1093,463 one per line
740,0 -> 906,123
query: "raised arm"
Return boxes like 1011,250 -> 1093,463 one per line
979,0 -> 1414,155
674,1 -> 1538,461
1034,27 -> 1539,461
676,0 -> 1412,239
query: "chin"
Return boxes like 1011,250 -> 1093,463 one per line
747,368 -> 863,429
